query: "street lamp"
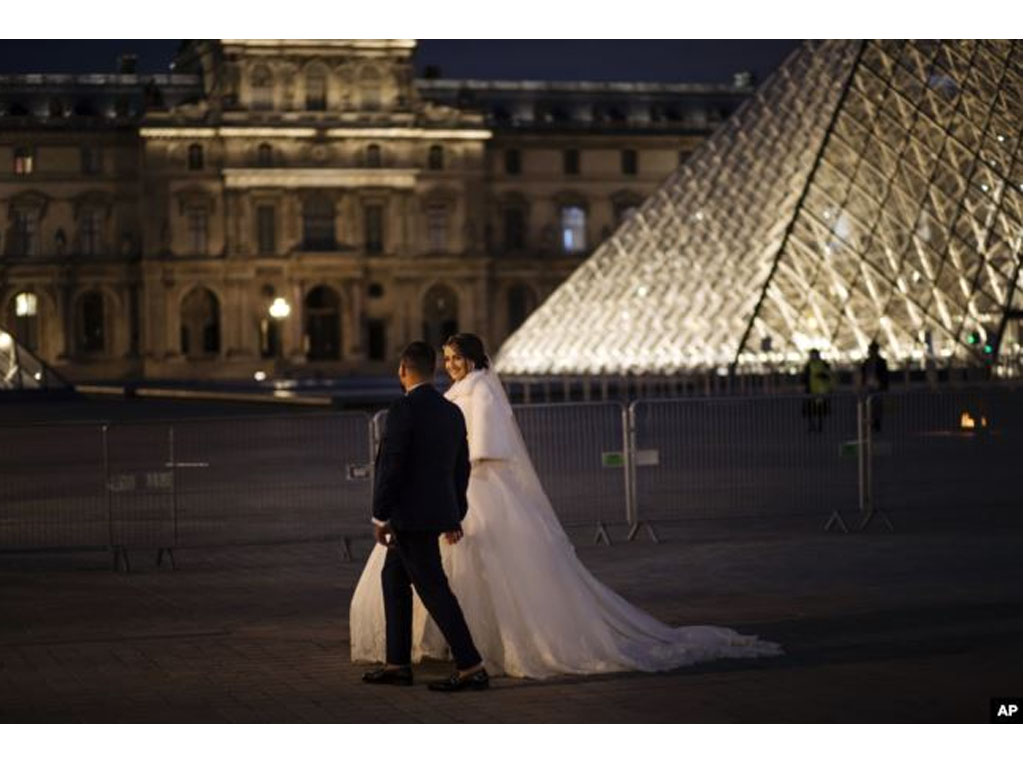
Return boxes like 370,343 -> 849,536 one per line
265,297 -> 291,371
269,297 -> 291,320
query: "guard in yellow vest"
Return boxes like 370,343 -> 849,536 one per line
801,349 -> 834,432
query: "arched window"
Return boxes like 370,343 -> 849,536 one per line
9,292 -> 39,351
507,283 -> 537,335
256,143 -> 273,167
366,144 -> 381,168
428,145 -> 444,171
180,287 -> 220,358
187,143 -> 204,171
305,66 -> 327,111
302,195 -> 335,251
422,283 -> 459,351
251,65 -> 273,111
77,291 -> 106,354
560,205 -> 586,253
304,285 -> 341,360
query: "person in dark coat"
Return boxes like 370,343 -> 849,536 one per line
860,341 -> 890,432
362,341 -> 488,692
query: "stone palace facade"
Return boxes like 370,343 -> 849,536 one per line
0,39 -> 754,380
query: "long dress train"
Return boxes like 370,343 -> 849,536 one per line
349,370 -> 781,678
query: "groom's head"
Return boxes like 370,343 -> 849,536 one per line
398,341 -> 436,391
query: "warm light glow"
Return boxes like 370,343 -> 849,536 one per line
269,298 -> 291,319
223,169 -> 418,189
494,39 -> 1023,376
960,411 -> 975,429
0,332 -> 12,351
15,292 -> 37,317
253,371 -> 267,382
324,128 -> 492,140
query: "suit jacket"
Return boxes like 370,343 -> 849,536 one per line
372,384 -> 471,532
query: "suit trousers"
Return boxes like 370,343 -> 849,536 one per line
381,529 -> 483,670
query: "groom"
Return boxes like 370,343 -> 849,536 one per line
363,341 -> 489,692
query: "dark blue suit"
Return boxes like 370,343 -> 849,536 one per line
373,384 -> 481,669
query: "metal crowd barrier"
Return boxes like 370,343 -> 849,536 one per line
2,385 -> 1020,569
1,412 -> 374,570
627,394 -> 862,537
371,401 -> 628,543
512,402 -> 628,543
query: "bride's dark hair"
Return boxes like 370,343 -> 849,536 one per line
444,333 -> 490,371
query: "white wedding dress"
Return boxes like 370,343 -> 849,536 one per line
349,370 -> 781,678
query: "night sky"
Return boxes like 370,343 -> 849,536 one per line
0,39 -> 801,84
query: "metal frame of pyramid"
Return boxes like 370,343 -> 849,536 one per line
495,40 -> 1023,376
0,326 -> 70,390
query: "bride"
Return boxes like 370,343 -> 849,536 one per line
349,333 -> 781,678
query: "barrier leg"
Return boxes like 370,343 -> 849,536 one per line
593,522 -> 612,546
627,521 -> 660,543
340,535 -> 353,561
156,547 -> 176,569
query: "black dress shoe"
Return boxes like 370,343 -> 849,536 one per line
362,666 -> 413,686
427,668 -> 489,692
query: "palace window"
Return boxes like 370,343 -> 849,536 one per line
560,206 -> 586,253
367,318 -> 387,361
428,145 -> 444,171
10,209 -> 39,256
13,147 -> 34,175
251,66 -> 273,111
503,208 -> 526,251
302,195 -> 336,250
186,207 -> 208,254
427,206 -> 448,253
306,67 -> 327,111
504,148 -> 521,175
563,148 -> 579,176
366,144 -> 381,168
81,146 -> 102,175
507,284 -> 537,334
78,291 -> 106,353
621,148 -> 637,176
257,143 -> 273,167
256,205 -> 276,255
187,144 -> 204,171
365,205 -> 383,253
80,209 -> 103,255
360,66 -> 381,111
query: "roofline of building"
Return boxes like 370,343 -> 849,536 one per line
0,73 -> 750,96
415,78 -> 754,95
0,74 -> 200,87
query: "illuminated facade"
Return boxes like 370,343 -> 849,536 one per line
0,39 -> 752,381
496,40 -> 1023,376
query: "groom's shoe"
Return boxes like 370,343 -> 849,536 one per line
362,665 -> 413,686
428,667 -> 489,692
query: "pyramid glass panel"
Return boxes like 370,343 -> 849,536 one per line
496,39 -> 1024,375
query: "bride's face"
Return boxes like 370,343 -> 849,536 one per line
443,345 -> 473,382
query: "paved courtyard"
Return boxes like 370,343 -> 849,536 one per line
0,514 -> 1019,723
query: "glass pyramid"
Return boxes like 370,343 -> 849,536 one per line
495,40 -> 1023,375
0,326 -> 69,390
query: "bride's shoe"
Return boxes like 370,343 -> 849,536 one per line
427,667 -> 489,692
362,665 -> 414,686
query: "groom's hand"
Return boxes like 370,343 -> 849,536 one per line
374,522 -> 394,548
443,526 -> 464,545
